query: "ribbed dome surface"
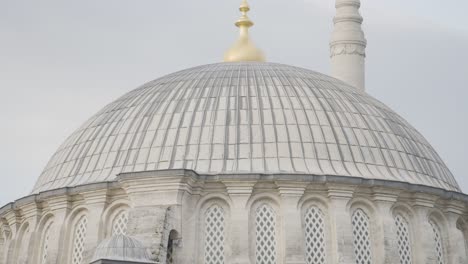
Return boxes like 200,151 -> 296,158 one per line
32,62 -> 459,193
92,235 -> 153,263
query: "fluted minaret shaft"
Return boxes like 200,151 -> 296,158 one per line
330,0 -> 367,91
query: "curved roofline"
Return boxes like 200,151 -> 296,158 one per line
31,62 -> 459,193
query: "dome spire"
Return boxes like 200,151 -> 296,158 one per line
224,0 -> 266,62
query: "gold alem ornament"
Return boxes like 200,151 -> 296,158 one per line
224,0 -> 266,62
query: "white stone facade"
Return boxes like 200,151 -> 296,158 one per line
1,170 -> 467,264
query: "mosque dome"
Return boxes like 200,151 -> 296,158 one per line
32,62 -> 459,193
91,235 -> 154,263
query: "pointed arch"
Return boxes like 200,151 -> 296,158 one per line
15,222 -> 31,264
39,219 -> 54,264
428,219 -> 445,264
0,222 -> 11,264
111,210 -> 129,236
393,213 -> 413,264
70,214 -> 88,264
303,206 -> 326,264
254,203 -> 278,264
101,200 -> 130,238
203,203 -> 226,264
166,230 -> 179,264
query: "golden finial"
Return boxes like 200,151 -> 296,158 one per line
224,0 -> 266,62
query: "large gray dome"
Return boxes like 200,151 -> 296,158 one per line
32,62 -> 460,193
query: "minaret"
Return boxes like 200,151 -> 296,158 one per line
224,0 -> 265,62
330,0 -> 367,91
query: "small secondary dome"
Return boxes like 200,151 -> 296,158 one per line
33,62 -> 459,193
92,235 -> 154,263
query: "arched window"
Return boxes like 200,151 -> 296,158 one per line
166,230 -> 178,264
17,225 -> 31,264
351,209 -> 372,264
459,220 -> 468,259
204,204 -> 225,264
394,214 -> 412,264
255,203 -> 277,264
429,219 -> 445,264
71,215 -> 88,264
111,210 -> 129,236
0,225 -> 11,263
40,222 -> 53,264
304,206 -> 326,264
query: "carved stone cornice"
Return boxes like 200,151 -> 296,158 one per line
15,202 -> 41,222
326,184 -> 355,200
222,181 -> 256,196
411,193 -> 438,208
275,181 -> 306,197
82,189 -> 109,205
3,209 -> 21,235
372,187 -> 399,203
44,196 -> 71,212
443,200 -> 466,215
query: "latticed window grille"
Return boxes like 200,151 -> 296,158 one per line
255,204 -> 277,264
394,214 -> 412,264
304,207 -> 326,264
204,204 -> 225,264
111,210 -> 129,236
71,215 -> 88,264
166,237 -> 174,264
429,220 -> 445,264
351,209 -> 372,264
40,223 -> 52,264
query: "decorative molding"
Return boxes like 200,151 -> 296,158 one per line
82,189 -> 109,205
0,224 -> 11,239
326,184 -> 355,199
371,187 -> 399,203
45,196 -> 71,212
443,200 -> 466,215
0,168 -> 467,263
411,193 -> 438,208
330,44 -> 366,58
222,181 -> 255,196
2,171 -> 468,218
275,182 -> 306,197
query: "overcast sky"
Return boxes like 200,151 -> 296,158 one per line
1,0 -> 467,205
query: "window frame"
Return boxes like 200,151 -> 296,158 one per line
68,212 -> 89,264
38,218 -> 54,264
393,212 -> 414,264
249,199 -> 282,264
302,205 -> 327,264
196,196 -> 231,264
351,207 -> 373,264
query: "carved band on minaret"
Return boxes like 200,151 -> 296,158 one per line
330,0 -> 367,91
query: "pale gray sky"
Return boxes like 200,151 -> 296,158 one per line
1,0 -> 467,205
